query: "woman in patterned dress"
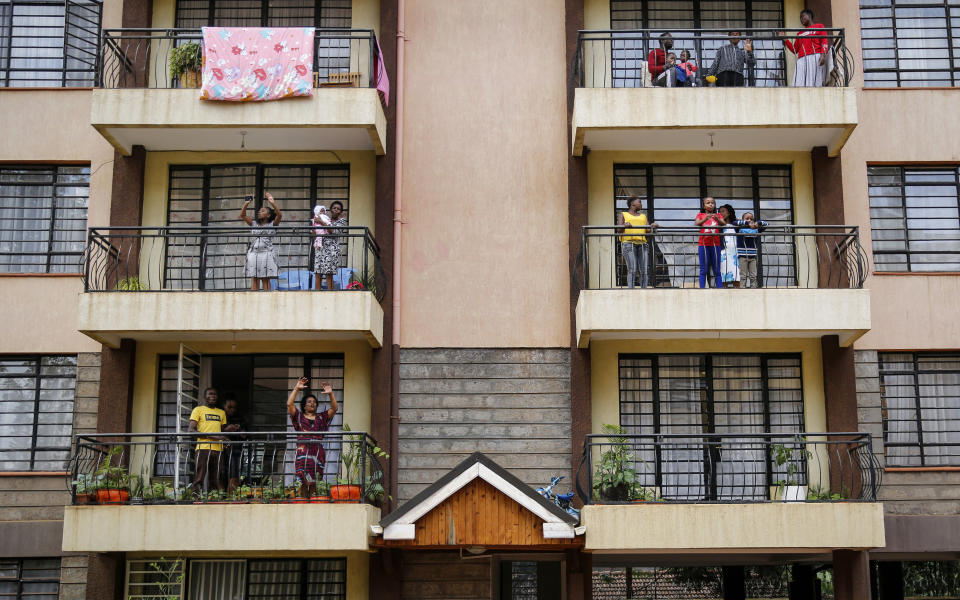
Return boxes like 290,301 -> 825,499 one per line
240,192 -> 282,290
286,376 -> 337,498
314,200 -> 347,290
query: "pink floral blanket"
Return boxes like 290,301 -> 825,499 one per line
200,27 -> 315,101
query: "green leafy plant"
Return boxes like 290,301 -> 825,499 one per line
338,424 -> 389,484
72,474 -> 91,495
593,424 -> 642,502
145,480 -> 173,503
92,446 -> 130,490
169,41 -> 202,80
807,485 -> 843,501
176,485 -> 195,503
315,480 -> 331,496
115,276 -> 144,291
770,442 -> 813,499
129,557 -> 184,600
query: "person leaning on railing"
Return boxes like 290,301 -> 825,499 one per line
240,192 -> 282,291
616,196 -> 659,289
708,31 -> 755,87
189,387 -> 226,494
220,395 -> 248,494
777,9 -> 829,87
286,376 -> 338,498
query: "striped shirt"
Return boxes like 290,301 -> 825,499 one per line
708,43 -> 755,76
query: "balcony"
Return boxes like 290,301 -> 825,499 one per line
574,226 -> 871,347
77,226 -> 385,347
576,432 -> 885,553
91,29 -> 387,155
571,28 -> 857,156
62,431 -> 386,553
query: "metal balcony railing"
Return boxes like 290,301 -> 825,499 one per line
82,226 -> 386,300
576,432 -> 881,504
97,27 -> 380,89
68,431 -> 387,505
575,225 -> 867,290
573,28 -> 853,88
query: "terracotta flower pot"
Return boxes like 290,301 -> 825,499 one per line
95,489 -> 130,504
180,69 -> 201,89
310,495 -> 331,504
289,497 -> 309,504
330,484 -> 361,503
75,493 -> 93,505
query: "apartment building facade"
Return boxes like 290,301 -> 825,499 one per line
0,0 -> 956,599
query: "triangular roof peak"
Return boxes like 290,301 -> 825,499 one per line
377,452 -> 579,542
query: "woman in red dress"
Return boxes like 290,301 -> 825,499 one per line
286,376 -> 338,498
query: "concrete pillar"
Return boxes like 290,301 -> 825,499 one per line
877,561 -> 905,600
821,335 -> 862,495
567,550 -> 591,600
85,553 -> 125,600
833,550 -> 871,600
96,340 -> 136,435
722,566 -> 746,600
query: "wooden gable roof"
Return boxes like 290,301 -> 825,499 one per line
375,453 -> 582,549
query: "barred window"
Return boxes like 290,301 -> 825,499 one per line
868,166 -> 960,272
0,0 -> 101,87
174,0 -> 350,28
0,355 -> 76,472
0,165 -> 89,274
860,0 -> 960,87
125,559 -> 185,600
879,352 -> 960,467
0,558 -> 60,600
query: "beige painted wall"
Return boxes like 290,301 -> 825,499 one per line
398,0 -> 570,348
130,340 -> 373,436
143,151 -> 376,233
831,2 -> 960,351
0,278 -> 100,353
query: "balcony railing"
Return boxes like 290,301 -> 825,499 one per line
97,27 -> 379,89
573,28 -> 853,88
575,225 -> 867,290
68,431 -> 387,505
576,432 -> 881,504
82,226 -> 386,300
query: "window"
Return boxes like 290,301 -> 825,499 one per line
868,166 -> 960,272
609,0 -> 785,88
0,0 -> 101,87
0,165 -> 89,274
0,355 -> 76,471
125,558 -> 347,600
879,352 -> 960,467
0,558 -> 60,600
619,353 -> 805,500
860,0 -> 960,87
613,164 -> 796,286
500,561 -> 562,600
174,0 -> 350,28
165,163 -> 350,290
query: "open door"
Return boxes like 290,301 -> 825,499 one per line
173,343 -> 202,489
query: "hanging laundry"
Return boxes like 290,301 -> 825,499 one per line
200,27 -> 315,101
374,35 -> 390,107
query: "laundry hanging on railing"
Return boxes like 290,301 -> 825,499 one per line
374,35 -> 390,106
200,27 -> 315,101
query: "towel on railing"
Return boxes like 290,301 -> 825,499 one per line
374,35 -> 390,106
200,27 -> 315,101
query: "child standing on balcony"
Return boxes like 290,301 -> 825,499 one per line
678,49 -> 698,86
734,212 -> 768,288
695,197 -> 724,288
708,31 -> 755,87
240,192 -> 282,291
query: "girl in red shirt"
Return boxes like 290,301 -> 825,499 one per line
781,9 -> 829,87
695,197 -> 725,288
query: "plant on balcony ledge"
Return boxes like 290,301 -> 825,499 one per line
91,446 -> 130,504
593,424 -> 640,502
115,276 -> 145,291
72,474 -> 93,505
333,425 -> 389,504
170,41 -> 203,88
770,443 -> 813,502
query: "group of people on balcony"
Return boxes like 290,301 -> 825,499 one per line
189,378 -> 338,499
647,10 -> 831,88
239,192 -> 348,291
617,196 -> 768,290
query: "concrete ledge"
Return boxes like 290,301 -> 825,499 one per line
92,88 -> 386,155
582,503 -> 885,553
62,504 -> 381,553
576,288 -> 871,347
78,290 -> 384,348
572,87 -> 858,156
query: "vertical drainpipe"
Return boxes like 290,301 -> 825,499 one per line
389,0 -> 406,507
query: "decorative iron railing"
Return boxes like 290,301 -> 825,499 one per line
576,432 -> 881,504
573,28 -> 853,88
68,431 -> 387,505
82,226 -> 386,300
575,225 -> 867,290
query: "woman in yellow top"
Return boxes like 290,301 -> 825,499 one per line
616,196 -> 659,288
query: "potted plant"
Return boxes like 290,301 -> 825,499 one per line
332,425 -> 389,503
128,474 -> 145,505
770,442 -> 812,502
311,481 -> 331,503
233,484 -> 254,503
592,424 -> 640,502
115,276 -> 144,291
170,41 -> 203,88
176,485 -> 196,504
146,480 -> 174,504
72,474 -> 94,505
92,446 -> 130,504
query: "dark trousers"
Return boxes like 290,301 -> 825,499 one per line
716,71 -> 745,87
699,245 -> 722,288
194,449 -> 223,491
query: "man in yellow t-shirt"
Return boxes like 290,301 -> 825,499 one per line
189,388 -> 226,492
